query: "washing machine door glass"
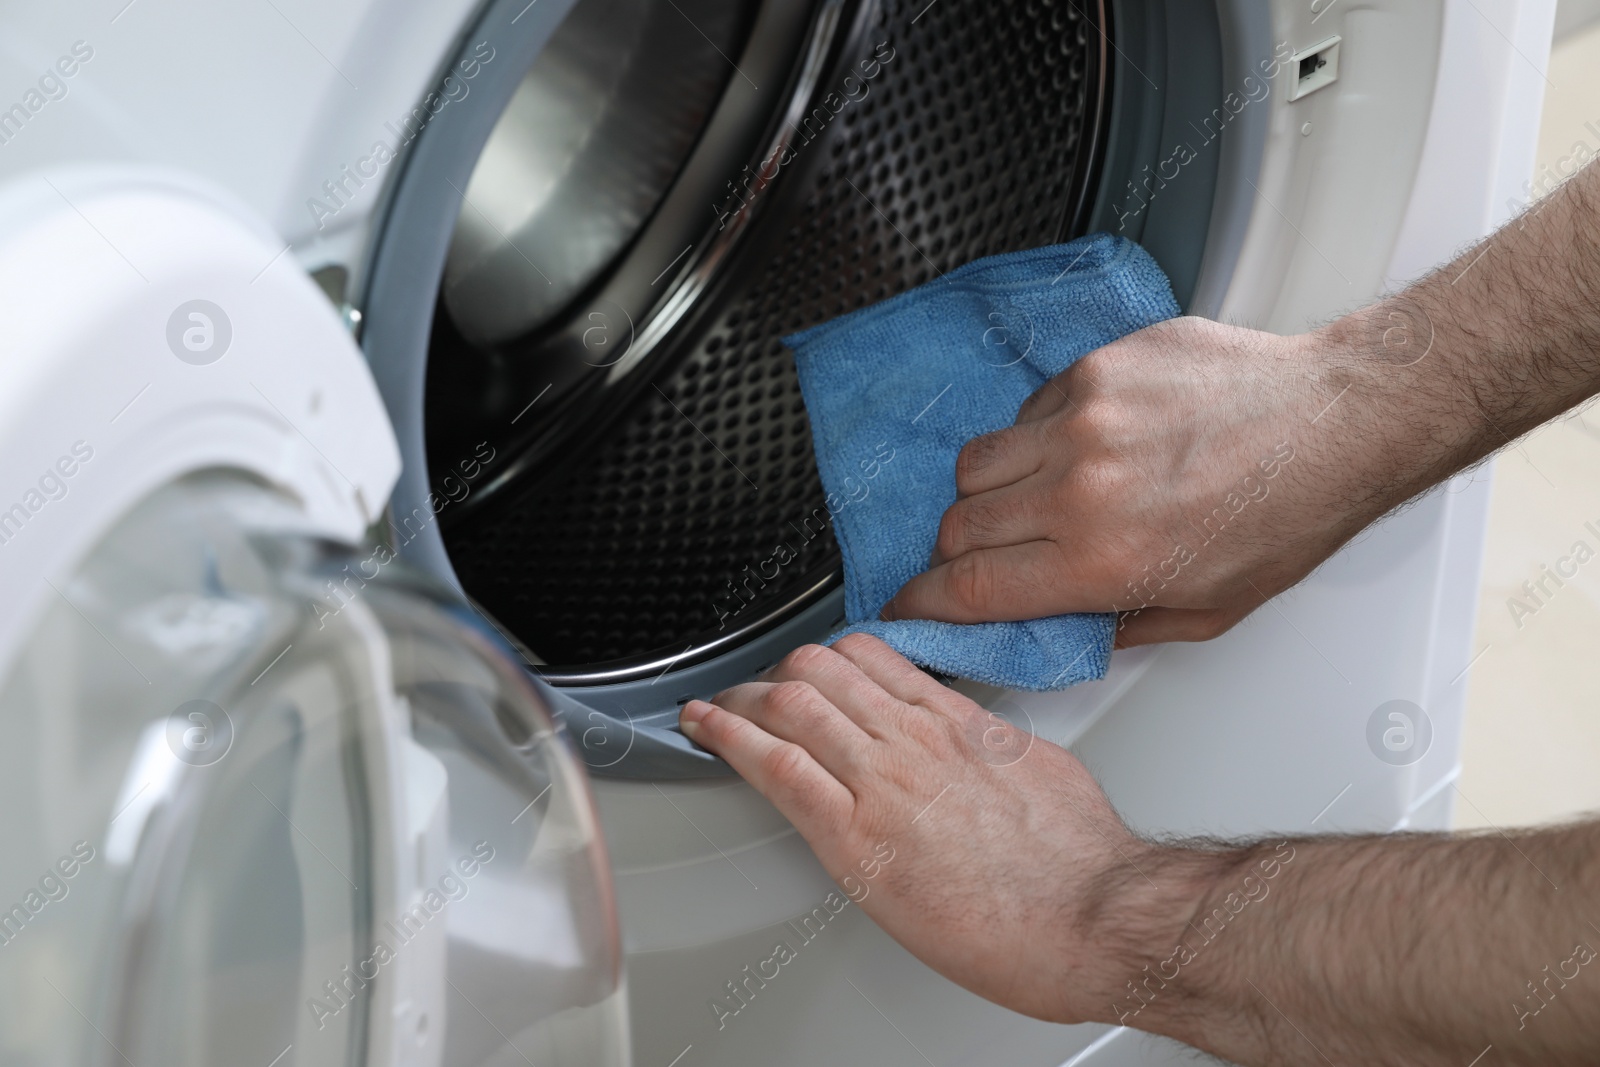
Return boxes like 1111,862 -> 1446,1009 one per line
0,473 -> 623,1067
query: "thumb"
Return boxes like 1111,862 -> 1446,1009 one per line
881,542 -> 1069,623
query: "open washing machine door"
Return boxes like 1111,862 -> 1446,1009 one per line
0,174 -> 627,1067
343,0 -> 1552,1064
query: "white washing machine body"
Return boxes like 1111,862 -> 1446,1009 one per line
0,0 -> 1555,1065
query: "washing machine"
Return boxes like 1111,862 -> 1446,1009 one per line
0,0 -> 1554,1064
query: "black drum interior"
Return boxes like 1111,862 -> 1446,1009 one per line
361,0 -> 1229,703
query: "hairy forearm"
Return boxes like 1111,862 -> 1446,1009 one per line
1317,158 -> 1600,517
1082,164 -> 1600,1060
1099,822 -> 1600,1065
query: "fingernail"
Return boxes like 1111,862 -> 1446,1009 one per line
680,700 -> 712,739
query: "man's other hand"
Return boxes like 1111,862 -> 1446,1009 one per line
677,632 -> 1197,1023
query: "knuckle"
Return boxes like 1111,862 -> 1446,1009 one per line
947,551 -> 998,610
766,680 -> 820,718
935,505 -> 968,559
955,432 -> 1005,486
780,642 -> 835,678
704,703 -> 754,749
1065,456 -> 1123,503
1069,392 -> 1116,434
758,741 -> 811,784
961,496 -> 1009,540
903,710 -> 960,756
940,496 -> 1013,556
1100,540 -> 1145,583
831,631 -> 883,660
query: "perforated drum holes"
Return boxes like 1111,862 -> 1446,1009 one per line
712,40 -> 899,230
445,0 -> 1104,673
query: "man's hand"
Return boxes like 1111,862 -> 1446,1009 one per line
677,632 -> 1195,1023
681,635 -> 1600,1067
682,162 -> 1600,1065
889,159 -> 1600,647
883,317 -> 1397,646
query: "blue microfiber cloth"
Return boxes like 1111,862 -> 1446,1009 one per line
784,234 -> 1179,691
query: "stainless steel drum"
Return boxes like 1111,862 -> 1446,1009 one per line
419,0 -> 1109,684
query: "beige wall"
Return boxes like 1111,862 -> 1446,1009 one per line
1454,14 -> 1600,830
1555,0 -> 1600,38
